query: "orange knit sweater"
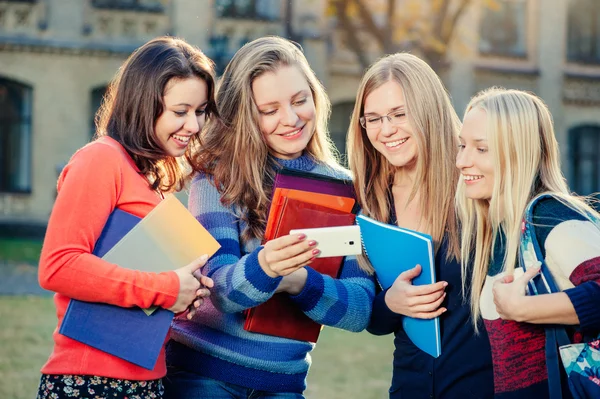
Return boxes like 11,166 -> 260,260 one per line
38,136 -> 179,380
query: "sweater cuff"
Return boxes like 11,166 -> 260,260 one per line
243,246 -> 283,294
564,281 -> 600,332
156,270 -> 180,309
289,267 -> 324,312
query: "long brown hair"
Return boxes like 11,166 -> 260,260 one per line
191,36 -> 341,241
347,53 -> 461,272
95,36 -> 217,192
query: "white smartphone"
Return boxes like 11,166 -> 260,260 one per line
289,225 -> 362,258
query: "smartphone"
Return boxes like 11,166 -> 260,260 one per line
289,225 -> 362,258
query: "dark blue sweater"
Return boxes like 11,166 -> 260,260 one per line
368,236 -> 494,399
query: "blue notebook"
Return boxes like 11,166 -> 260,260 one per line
357,214 -> 441,358
59,209 -> 174,370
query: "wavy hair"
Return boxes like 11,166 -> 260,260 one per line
347,53 -> 462,272
191,36 -> 341,241
455,87 -> 599,329
95,36 -> 217,192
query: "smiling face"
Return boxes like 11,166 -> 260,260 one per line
155,77 -> 208,158
252,65 -> 316,160
362,80 -> 418,168
456,107 -> 495,201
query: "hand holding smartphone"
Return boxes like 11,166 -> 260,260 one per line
289,225 -> 362,258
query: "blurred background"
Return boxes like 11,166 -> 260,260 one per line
0,0 -> 599,398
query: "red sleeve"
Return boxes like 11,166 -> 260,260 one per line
38,143 -> 179,309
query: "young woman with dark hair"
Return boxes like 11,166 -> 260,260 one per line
36,36 -> 217,399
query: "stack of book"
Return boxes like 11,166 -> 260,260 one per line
243,168 -> 358,343
59,195 -> 221,369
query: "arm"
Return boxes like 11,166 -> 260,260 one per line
501,290 -> 579,325
493,267 -> 583,325
494,200 -> 600,330
552,218 -> 600,331
188,174 -> 282,313
38,143 -> 179,309
287,256 -> 376,332
367,287 -> 403,335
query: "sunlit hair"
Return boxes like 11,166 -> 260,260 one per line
191,36 -> 341,241
347,53 -> 462,272
96,36 -> 217,193
455,87 -> 599,330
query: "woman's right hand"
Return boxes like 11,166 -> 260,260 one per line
385,264 -> 448,319
258,233 -> 318,278
168,254 -> 209,314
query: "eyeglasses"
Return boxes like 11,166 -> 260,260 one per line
359,110 -> 408,130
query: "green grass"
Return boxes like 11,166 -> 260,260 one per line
0,239 -> 42,264
305,328 -> 394,398
0,296 -> 56,399
0,296 -> 393,399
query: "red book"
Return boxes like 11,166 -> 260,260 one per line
244,198 -> 356,342
264,188 -> 356,241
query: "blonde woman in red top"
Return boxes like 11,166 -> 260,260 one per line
36,36 -> 217,399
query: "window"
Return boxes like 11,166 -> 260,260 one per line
0,77 -> 32,193
330,102 -> 355,164
91,0 -> 164,13
215,0 -> 280,21
90,86 -> 107,139
208,34 -> 231,75
567,0 -> 600,64
479,0 -> 528,58
569,125 -> 600,195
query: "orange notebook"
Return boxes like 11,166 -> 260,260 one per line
264,188 -> 356,241
244,198 -> 356,342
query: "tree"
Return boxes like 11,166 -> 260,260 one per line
329,0 -> 492,71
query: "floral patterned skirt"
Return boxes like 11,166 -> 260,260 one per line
36,374 -> 164,399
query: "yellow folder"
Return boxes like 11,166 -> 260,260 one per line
102,194 -> 221,314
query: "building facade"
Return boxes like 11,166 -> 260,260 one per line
326,0 -> 600,197
1,0 -> 599,232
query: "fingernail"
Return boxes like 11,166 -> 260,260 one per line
298,234 -> 306,240
442,309 -> 447,313
308,240 -> 317,246
443,282 -> 448,287
312,249 -> 320,255
200,254 -> 209,261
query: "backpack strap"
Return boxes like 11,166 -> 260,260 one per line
519,193 -> 571,399
520,194 -> 560,295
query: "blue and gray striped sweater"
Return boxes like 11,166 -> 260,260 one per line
167,154 -> 376,393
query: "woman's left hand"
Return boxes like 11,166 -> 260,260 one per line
492,265 -> 540,321
185,274 -> 214,320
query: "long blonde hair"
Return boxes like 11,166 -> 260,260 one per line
456,87 -> 597,327
347,53 -> 462,272
191,36 -> 340,241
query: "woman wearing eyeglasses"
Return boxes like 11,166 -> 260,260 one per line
346,53 -> 494,398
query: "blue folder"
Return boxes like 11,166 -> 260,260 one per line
357,214 -> 441,358
58,209 -> 174,370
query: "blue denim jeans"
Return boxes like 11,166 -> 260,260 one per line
164,368 -> 305,399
